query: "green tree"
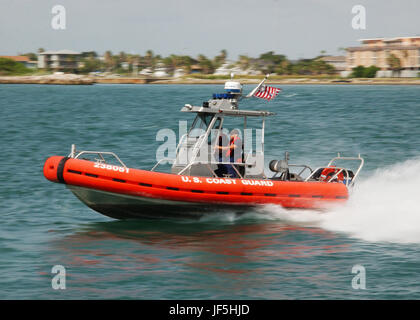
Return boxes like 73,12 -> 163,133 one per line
238,55 -> 250,70
79,57 -> 102,73
145,50 -> 155,68
258,51 -> 287,73
197,54 -> 214,74
274,60 -> 290,75
162,54 -> 180,74
81,51 -> 98,59
111,55 -> 120,70
213,49 -> 228,68
351,65 -> 365,77
350,65 -> 379,78
104,51 -> 114,71
176,55 -> 196,73
363,65 -> 380,78
387,53 -> 401,76
118,51 -> 127,64
0,58 -> 31,75
283,58 -> 336,75
22,52 -> 37,61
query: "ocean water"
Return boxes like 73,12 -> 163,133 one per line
0,84 -> 419,299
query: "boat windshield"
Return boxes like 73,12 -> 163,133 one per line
188,114 -> 213,138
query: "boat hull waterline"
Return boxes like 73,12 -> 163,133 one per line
43,156 -> 348,219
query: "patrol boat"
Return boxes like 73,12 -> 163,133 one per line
43,77 -> 364,219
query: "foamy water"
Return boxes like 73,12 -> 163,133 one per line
254,158 -> 420,243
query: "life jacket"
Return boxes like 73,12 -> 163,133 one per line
320,166 -> 344,182
226,136 -> 242,162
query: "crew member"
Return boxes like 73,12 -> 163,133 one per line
214,131 -> 228,177
215,129 -> 242,178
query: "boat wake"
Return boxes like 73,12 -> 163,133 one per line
204,158 -> 420,244
283,93 -> 298,98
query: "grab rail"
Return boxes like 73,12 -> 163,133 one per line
304,154 -> 364,187
328,154 -> 364,186
288,164 -> 313,176
69,144 -> 127,168
151,158 -> 175,171
306,166 -> 352,187
177,160 -> 246,178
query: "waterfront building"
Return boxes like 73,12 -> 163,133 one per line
346,37 -> 420,77
152,63 -> 169,77
317,56 -> 347,75
173,68 -> 187,78
139,67 -> 153,76
214,61 -> 250,76
121,62 -> 130,70
37,50 -> 81,72
190,65 -> 204,74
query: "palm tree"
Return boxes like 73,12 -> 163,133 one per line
104,51 -> 113,71
162,55 -> 180,74
198,54 -> 213,74
118,51 -> 127,64
213,50 -> 228,68
238,55 -> 250,70
131,54 -> 140,76
145,50 -> 154,68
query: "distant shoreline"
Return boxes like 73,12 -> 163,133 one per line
1,75 -> 420,85
149,78 -> 420,86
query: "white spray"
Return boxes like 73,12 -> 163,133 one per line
259,158 -> 420,243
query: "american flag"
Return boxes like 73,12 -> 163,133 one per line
253,85 -> 281,101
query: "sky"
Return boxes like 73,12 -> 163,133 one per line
0,0 -> 419,59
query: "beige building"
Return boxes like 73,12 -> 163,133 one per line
346,36 -> 420,77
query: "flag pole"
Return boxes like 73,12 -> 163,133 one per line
245,74 -> 270,98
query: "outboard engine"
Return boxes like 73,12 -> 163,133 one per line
269,152 -> 290,181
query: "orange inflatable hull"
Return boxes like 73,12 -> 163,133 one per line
43,156 -> 348,219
